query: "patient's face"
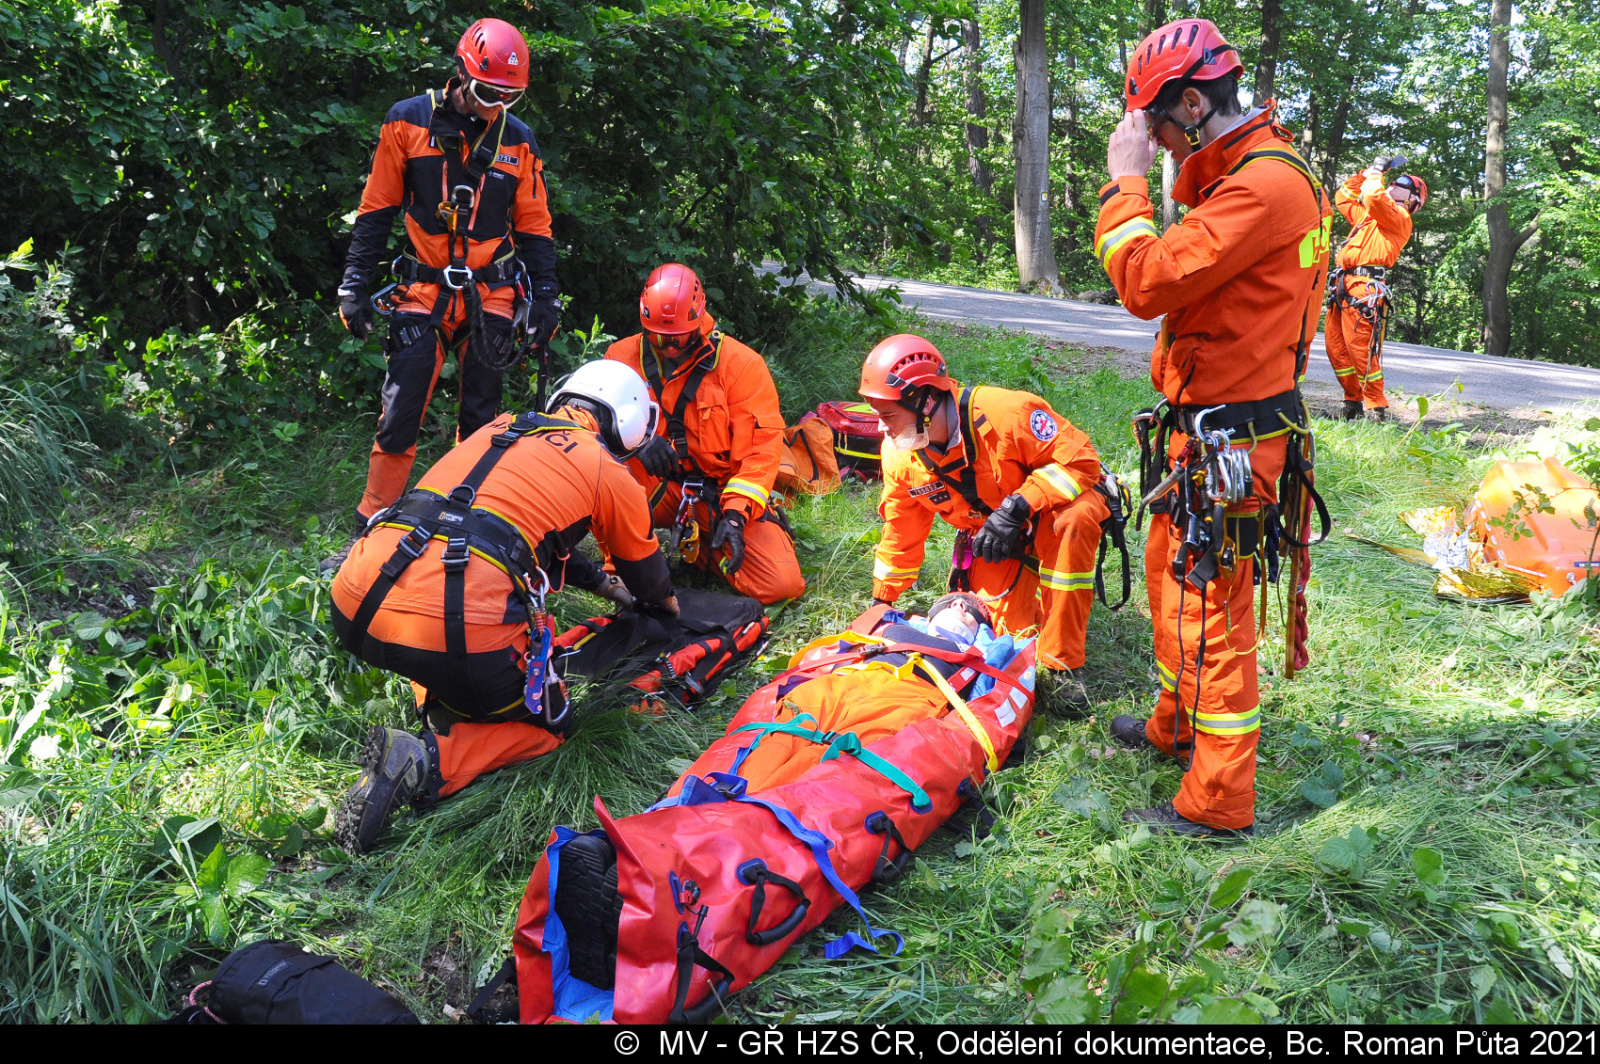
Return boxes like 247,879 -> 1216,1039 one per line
928,604 -> 979,645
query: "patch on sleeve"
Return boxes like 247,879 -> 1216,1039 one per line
1029,409 -> 1058,442
495,152 -> 519,166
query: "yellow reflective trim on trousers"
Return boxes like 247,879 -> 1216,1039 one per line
1333,367 -> 1358,377
1193,707 -> 1261,735
1157,660 -> 1177,691
724,478 -> 771,506
1034,565 -> 1094,592
1095,217 -> 1160,269
1035,463 -> 1082,501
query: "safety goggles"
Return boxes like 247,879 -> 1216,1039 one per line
646,330 -> 697,354
468,78 -> 523,109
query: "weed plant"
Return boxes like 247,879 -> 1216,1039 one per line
2,302 -> 1598,1023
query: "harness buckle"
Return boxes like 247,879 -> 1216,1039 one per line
441,537 -> 471,572
446,484 -> 477,507
395,524 -> 431,561
441,265 -> 473,290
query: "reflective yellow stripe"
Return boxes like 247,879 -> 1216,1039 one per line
723,478 -> 770,507
1033,563 -> 1095,592
1157,661 -> 1177,691
1095,216 -> 1160,269
912,655 -> 999,772
1194,707 -> 1261,735
1034,463 -> 1082,501
1333,367 -> 1358,377
873,556 -> 919,581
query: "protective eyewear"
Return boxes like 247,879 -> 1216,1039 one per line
646,330 -> 697,353
468,78 -> 524,109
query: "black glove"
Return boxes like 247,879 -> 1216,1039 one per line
636,435 -> 678,480
711,511 -> 747,575
972,494 -> 1031,564
338,288 -> 372,340
1371,155 -> 1393,173
527,298 -> 561,350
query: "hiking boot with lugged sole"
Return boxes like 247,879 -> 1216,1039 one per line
1339,400 -> 1363,421
318,532 -> 362,575
335,727 -> 439,854
554,833 -> 624,989
1110,715 -> 1156,751
1365,406 -> 1392,423
1123,801 -> 1254,839
1039,667 -> 1091,715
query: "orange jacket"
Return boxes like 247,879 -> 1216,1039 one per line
342,87 -> 558,309
872,384 -> 1101,601
605,318 -> 785,520
332,407 -> 667,651
1334,170 -> 1413,300
1093,105 -> 1332,407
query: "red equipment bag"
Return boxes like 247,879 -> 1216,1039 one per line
513,608 -> 1036,1023
814,401 -> 885,481
554,588 -> 769,710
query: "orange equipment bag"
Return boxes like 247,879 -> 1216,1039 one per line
513,606 -> 1036,1023
774,414 -> 841,499
815,400 -> 884,481
1466,457 -> 1600,596
554,588 -> 769,711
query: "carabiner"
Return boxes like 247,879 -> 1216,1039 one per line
441,265 -> 473,290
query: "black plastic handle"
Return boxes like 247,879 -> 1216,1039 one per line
738,859 -> 810,947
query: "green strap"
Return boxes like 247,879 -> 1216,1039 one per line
732,716 -> 931,810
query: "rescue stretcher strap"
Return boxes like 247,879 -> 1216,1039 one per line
729,715 -> 932,810
911,656 -> 999,771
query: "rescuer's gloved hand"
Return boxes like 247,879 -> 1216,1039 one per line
641,593 -> 680,618
1372,155 -> 1393,174
338,288 -> 373,340
527,298 -> 561,350
711,511 -> 747,575
595,573 -> 635,611
972,494 -> 1031,564
636,435 -> 678,481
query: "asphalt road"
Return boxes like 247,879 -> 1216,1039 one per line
800,272 -> 1600,415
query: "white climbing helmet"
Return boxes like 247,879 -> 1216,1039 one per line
547,360 -> 661,459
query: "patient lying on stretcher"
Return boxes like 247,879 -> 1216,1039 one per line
665,592 -> 1025,797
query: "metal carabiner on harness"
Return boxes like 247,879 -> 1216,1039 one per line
441,265 -> 474,291
668,478 -> 705,563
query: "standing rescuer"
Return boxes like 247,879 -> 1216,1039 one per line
604,263 -> 806,605
329,361 -> 678,853
861,334 -> 1112,709
1325,158 -> 1426,421
326,18 -> 561,571
1094,19 -> 1331,836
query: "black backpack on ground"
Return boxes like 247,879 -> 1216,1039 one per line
166,940 -> 418,1025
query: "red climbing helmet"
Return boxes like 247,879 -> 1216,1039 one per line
639,263 -> 708,336
858,334 -> 955,405
456,18 -> 529,105
1395,174 -> 1428,210
1125,18 -> 1242,112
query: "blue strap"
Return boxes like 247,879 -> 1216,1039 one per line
669,772 -> 903,958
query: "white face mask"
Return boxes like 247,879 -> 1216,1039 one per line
928,605 -> 980,646
878,418 -> 928,452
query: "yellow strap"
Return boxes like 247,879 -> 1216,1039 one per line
785,629 -> 891,671
912,654 -> 999,772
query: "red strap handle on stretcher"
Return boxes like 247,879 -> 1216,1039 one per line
784,640 -> 1028,696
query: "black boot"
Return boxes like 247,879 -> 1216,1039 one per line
554,834 -> 624,990
1340,400 -> 1363,421
1039,667 -> 1092,714
1365,406 -> 1391,423
335,727 -> 441,854
1110,715 -> 1155,751
1122,800 -> 1254,839
319,512 -> 368,574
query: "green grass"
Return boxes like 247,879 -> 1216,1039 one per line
3,303 -> 1599,1023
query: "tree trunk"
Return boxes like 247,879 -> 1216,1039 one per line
1319,76 -> 1355,190
1253,0 -> 1282,107
962,18 -> 995,261
1300,91 -> 1318,168
913,21 -> 936,127
1013,0 -> 1060,292
1481,0 -> 1533,357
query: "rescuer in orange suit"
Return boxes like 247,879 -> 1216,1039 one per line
604,264 -> 806,605
1324,160 -> 1426,421
329,362 -> 678,853
1094,19 -> 1332,836
860,334 -> 1109,709
325,18 -> 562,571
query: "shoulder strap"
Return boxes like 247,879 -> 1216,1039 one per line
640,332 -> 723,478
915,386 -> 991,517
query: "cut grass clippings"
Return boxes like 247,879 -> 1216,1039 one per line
3,302 -> 1599,1024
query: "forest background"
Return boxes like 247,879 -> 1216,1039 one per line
3,0 -> 1600,1026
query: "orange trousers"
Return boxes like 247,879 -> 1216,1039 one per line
1324,302 -> 1387,410
432,720 -> 562,798
1142,436 -> 1285,830
652,483 -> 806,604
962,489 -> 1109,671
